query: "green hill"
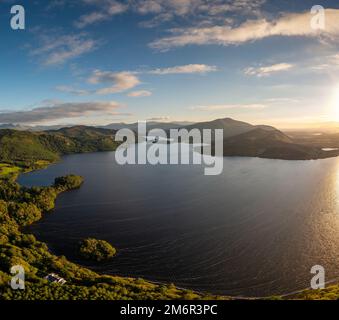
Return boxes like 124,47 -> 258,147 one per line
222,128 -> 338,160
0,126 -> 121,164
0,130 -> 59,162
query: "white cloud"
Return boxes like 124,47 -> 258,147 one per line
57,64 -> 217,97
150,64 -> 217,74
244,63 -> 294,77
0,101 -> 124,124
191,104 -> 267,111
127,90 -> 153,97
31,34 -> 97,65
150,9 -> 339,50
88,70 -> 140,94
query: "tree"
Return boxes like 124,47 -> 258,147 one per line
31,187 -> 57,211
54,175 -> 84,191
79,238 -> 116,262
8,202 -> 41,226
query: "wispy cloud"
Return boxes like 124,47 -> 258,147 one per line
150,9 -> 339,50
149,64 -> 217,74
191,104 -> 267,111
135,0 -> 265,27
55,85 -> 90,96
88,70 -> 140,94
0,101 -> 124,124
265,98 -> 301,104
147,116 -> 170,121
310,54 -> 339,71
77,0 -> 265,28
45,0 -> 66,11
75,1 -> 128,28
31,33 -> 97,66
244,63 -> 294,77
127,90 -> 153,97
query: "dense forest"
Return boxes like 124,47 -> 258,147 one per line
0,126 -> 121,164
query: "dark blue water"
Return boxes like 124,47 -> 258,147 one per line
19,150 -> 339,296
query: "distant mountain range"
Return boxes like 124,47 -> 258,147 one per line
4,119 -> 339,134
100,121 -> 195,131
0,121 -> 195,132
1,117 -> 339,161
0,123 -> 75,131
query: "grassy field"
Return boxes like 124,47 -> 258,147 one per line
0,163 -> 21,179
0,160 -> 53,180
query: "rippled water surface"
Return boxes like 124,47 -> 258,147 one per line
19,149 -> 339,296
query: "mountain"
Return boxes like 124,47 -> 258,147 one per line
221,127 -> 337,160
183,117 -> 277,139
176,117 -> 339,160
0,123 -> 31,131
184,118 -> 254,138
171,117 -> 338,160
0,123 -> 78,131
1,119 -> 339,162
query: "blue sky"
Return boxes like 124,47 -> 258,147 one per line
1,0 -> 339,128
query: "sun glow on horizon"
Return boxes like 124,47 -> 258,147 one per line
331,85 -> 339,121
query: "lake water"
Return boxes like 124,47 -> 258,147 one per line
18,145 -> 339,297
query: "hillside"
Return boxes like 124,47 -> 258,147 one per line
0,126 -> 121,164
48,126 -> 119,154
0,130 -> 59,163
221,128 -> 337,160
176,117 -> 339,160
184,117 -> 257,139
1,118 -> 339,163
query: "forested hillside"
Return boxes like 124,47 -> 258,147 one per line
0,126 -> 121,164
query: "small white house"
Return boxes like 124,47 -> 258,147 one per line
45,273 -> 66,285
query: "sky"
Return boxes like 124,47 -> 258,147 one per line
1,0 -> 339,128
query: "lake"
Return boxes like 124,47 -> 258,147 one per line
18,145 -> 339,297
